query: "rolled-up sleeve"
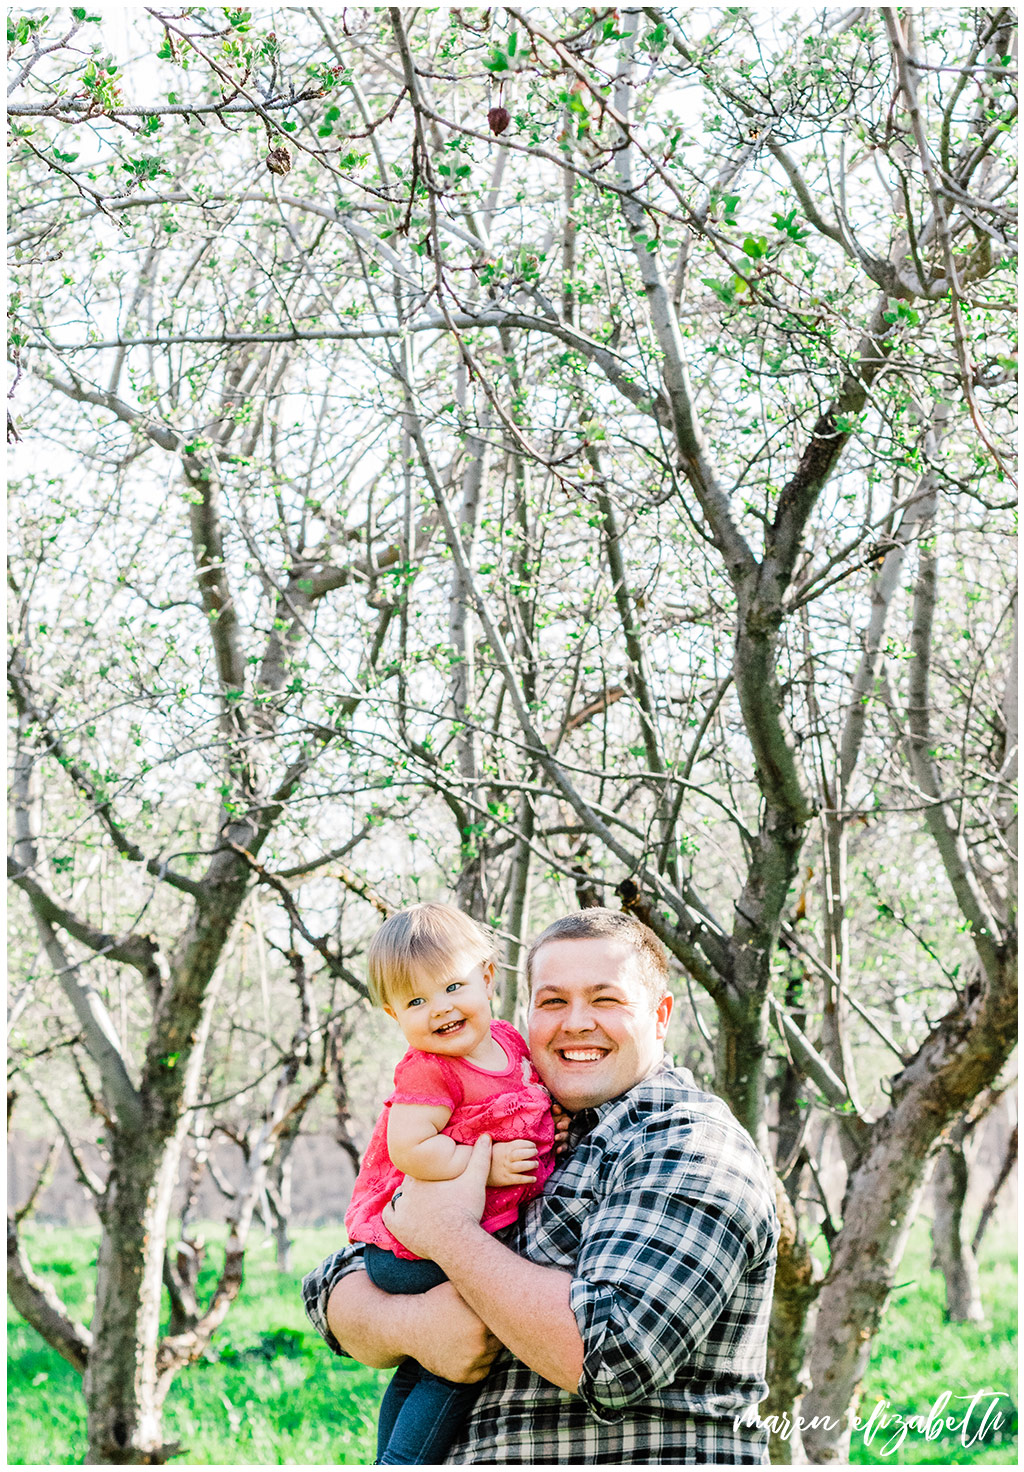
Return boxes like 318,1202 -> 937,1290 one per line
301,1242 -> 366,1357
568,1120 -> 766,1418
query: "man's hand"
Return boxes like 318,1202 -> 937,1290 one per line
383,1133 -> 584,1396
488,1138 -> 539,1187
551,1103 -> 572,1156
400,1281 -> 502,1382
384,1133 -> 491,1261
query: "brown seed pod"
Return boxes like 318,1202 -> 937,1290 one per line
487,106 -> 510,136
265,146 -> 292,176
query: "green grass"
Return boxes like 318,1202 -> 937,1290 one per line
7,1226 -> 387,1465
7,1219 -> 1017,1464
849,1220 -> 1017,1464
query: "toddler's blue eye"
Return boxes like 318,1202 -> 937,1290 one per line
446,982 -> 462,993
408,997 -> 424,1008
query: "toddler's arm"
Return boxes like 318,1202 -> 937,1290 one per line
388,1103 -> 472,1181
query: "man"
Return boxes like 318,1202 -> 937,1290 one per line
303,908 -> 778,1464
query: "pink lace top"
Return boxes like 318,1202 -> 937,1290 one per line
345,1019 -> 555,1260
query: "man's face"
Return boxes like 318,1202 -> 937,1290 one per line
527,937 -> 672,1111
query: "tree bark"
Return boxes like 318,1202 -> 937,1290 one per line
763,1180 -> 822,1464
972,1123 -> 1017,1256
930,1124 -> 984,1322
84,1126 -> 186,1463
7,1215 -> 92,1375
500,790 -> 534,1025
801,952 -> 1017,1461
266,1159 -> 294,1274
450,385 -> 491,921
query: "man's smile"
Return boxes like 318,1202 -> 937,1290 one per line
557,1046 -> 609,1063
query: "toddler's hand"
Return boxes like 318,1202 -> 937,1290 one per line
552,1102 -> 572,1156
488,1138 -> 539,1188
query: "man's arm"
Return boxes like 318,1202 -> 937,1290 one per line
326,1269 -> 501,1383
384,1134 -> 584,1394
386,1114 -> 777,1417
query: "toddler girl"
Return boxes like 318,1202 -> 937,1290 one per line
344,902 -> 555,1466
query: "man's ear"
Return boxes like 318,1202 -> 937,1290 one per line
655,990 -> 673,1040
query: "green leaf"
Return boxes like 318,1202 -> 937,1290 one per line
772,209 -> 808,244
702,275 -> 735,304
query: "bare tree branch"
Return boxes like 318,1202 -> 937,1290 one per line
7,1216 -> 93,1373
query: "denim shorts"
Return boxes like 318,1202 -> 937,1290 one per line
363,1243 -> 449,1295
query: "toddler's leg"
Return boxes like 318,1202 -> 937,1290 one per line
377,1366 -> 481,1466
375,1361 -> 419,1463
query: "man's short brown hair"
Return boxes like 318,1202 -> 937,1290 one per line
526,908 -> 670,1006
368,902 -> 496,1010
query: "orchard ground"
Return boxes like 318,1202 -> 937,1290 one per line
7,1217 -> 1016,1465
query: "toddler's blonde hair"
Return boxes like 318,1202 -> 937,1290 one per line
368,902 -> 496,1010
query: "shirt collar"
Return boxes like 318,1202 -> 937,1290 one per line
564,1055 -> 693,1144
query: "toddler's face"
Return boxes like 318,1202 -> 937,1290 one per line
386,951 -> 496,1061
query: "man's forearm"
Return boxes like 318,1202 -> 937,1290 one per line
429,1218 -> 584,1395
325,1268 -> 501,1384
325,1270 -> 409,1368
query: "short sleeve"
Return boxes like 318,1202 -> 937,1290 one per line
568,1116 -> 774,1419
301,1242 -> 366,1357
390,1048 -> 460,1109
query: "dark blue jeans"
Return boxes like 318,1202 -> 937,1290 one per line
364,1245 -> 483,1466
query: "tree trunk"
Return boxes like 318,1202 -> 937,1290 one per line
972,1123 -> 1017,1256
930,1125 -> 984,1322
84,1128 -> 185,1463
500,789 -> 534,1025
713,984 -> 771,1149
328,1019 -> 363,1177
267,1152 -> 295,1273
450,384 -> 490,921
775,966 -> 811,1208
763,1179 -> 822,1464
801,953 -> 1017,1462
801,1125 -> 930,1462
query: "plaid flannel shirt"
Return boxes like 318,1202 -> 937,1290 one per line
302,1062 -> 778,1465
